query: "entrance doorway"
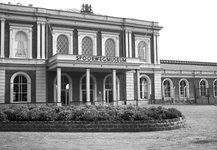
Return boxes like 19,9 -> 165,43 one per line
105,89 -> 113,103
103,75 -> 120,103
80,75 -> 97,104
54,73 -> 72,105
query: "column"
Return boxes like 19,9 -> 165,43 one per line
153,34 -> 157,64
147,40 -> 151,64
41,22 -> 45,59
112,69 -> 117,104
1,18 -> 5,58
86,69 -> 90,103
129,31 -> 132,58
57,68 -> 61,106
136,70 -> 140,105
125,30 -> 128,57
37,22 -> 41,59
156,35 -> 160,64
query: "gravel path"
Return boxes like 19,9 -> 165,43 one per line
0,105 -> 217,150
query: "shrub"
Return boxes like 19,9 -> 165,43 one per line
55,110 -> 72,121
15,108 -> 29,121
0,111 -> 7,121
3,108 -> 16,121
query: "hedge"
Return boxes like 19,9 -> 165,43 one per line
0,105 -> 184,122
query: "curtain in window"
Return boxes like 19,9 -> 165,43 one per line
200,80 -> 207,96
180,80 -> 187,98
138,41 -> 146,61
140,77 -> 148,99
15,31 -> 28,57
164,80 -> 171,98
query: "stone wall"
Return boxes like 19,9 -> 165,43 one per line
0,117 -> 186,132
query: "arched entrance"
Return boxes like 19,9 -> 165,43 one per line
103,75 -> 120,103
80,74 -> 97,104
54,73 -> 72,105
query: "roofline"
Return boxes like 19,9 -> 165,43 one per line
160,59 -> 217,66
0,3 -> 163,30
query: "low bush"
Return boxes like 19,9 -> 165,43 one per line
0,105 -> 183,122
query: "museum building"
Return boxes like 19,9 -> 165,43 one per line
0,3 -> 216,106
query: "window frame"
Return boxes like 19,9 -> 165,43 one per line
52,27 -> 73,56
101,32 -> 119,57
9,23 -> 33,59
135,35 -> 151,63
10,72 -> 31,103
179,78 -> 189,99
78,29 -> 97,56
213,79 -> 217,97
199,79 -> 208,97
139,74 -> 151,100
162,78 -> 173,98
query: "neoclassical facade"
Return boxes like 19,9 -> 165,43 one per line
0,3 -> 216,106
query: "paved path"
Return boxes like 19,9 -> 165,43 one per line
0,105 -> 217,150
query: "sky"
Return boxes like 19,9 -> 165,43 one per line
1,0 -> 217,62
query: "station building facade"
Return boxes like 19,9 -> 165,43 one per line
0,3 -> 216,106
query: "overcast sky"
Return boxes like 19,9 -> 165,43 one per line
1,0 -> 217,62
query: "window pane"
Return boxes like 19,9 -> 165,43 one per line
15,31 -> 28,57
138,41 -> 146,61
82,37 -> 93,56
105,39 -> 115,57
13,74 -> 28,102
57,35 -> 69,54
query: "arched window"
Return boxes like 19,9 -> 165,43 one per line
57,35 -> 69,54
163,79 -> 173,98
10,72 -> 31,103
138,41 -> 146,61
105,39 -> 115,57
10,23 -> 33,59
199,79 -> 208,96
82,37 -> 93,56
15,31 -> 28,58
140,77 -> 148,99
213,80 -> 217,97
179,79 -> 189,98
103,75 -> 120,103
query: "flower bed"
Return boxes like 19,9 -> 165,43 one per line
0,105 -> 186,132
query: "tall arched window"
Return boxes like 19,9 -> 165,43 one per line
163,79 -> 173,98
15,31 -> 28,58
10,72 -> 31,103
138,41 -> 146,61
199,79 -> 208,96
105,39 -> 115,57
213,80 -> 217,97
82,37 -> 93,56
57,35 -> 69,54
140,77 -> 148,99
179,79 -> 189,98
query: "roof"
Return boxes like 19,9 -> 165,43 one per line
160,60 -> 217,71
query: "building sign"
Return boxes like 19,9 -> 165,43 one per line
76,55 -> 126,63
